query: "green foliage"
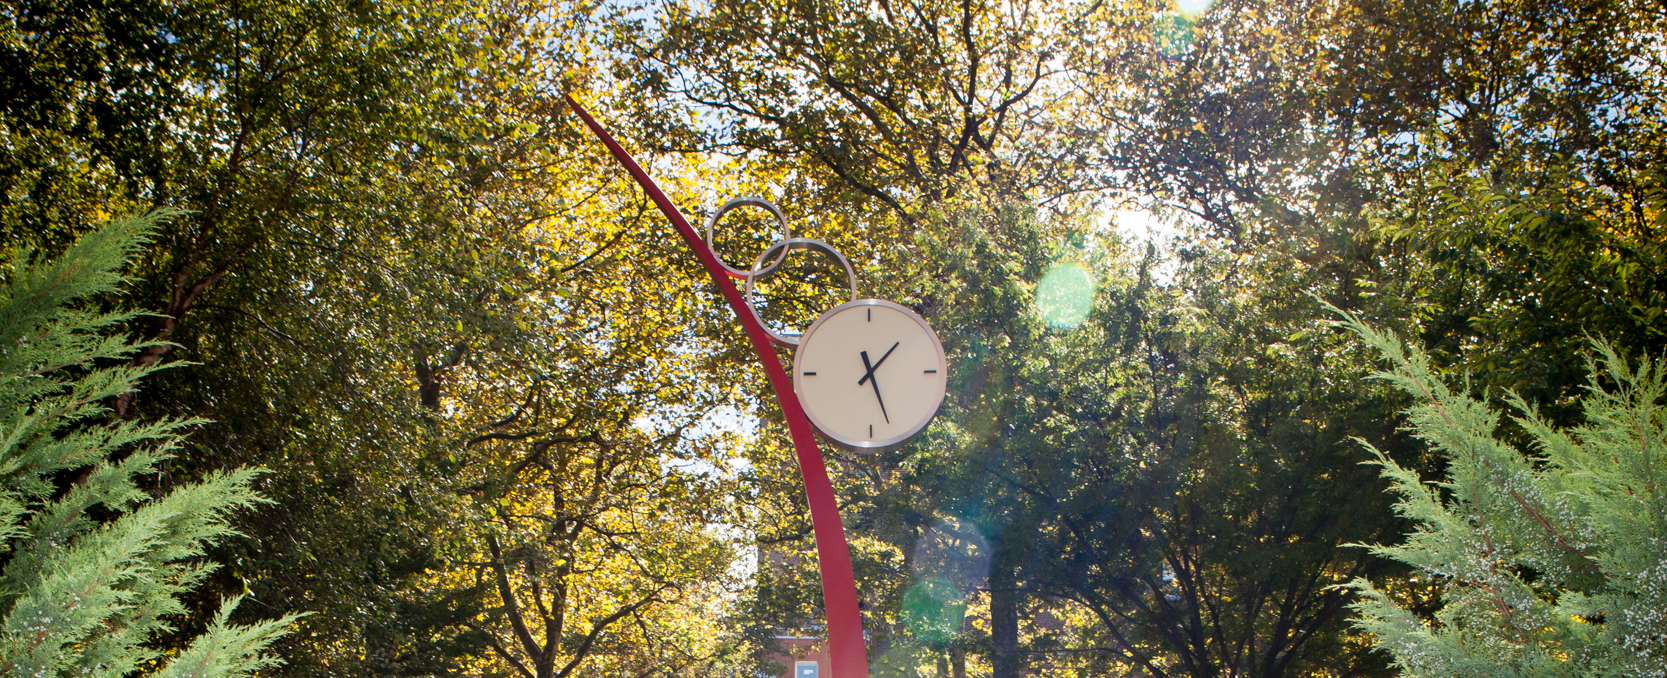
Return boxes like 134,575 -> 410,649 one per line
9,0 -> 1666,676
637,0 -> 1094,225
733,196 -> 1411,677
3,0 -> 777,673
1337,310 -> 1667,677
1072,0 -> 1667,242
1372,167 -> 1667,425
0,212 -> 296,677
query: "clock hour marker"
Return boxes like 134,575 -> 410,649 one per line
869,424 -> 873,437
803,371 -> 817,375
924,369 -> 937,373
867,308 -> 871,322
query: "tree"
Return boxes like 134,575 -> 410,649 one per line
455,387 -> 743,678
1068,0 -> 1667,415
890,217 -> 1415,677
1372,168 -> 1667,427
636,1 -> 1443,674
0,212 -> 297,677
638,1 -> 1104,671
636,0 -> 1097,226
1337,310 -> 1667,677
727,195 -> 1412,677
1069,0 -> 1667,242
3,1 -> 765,673
1011,244 -> 1413,678
2,1 -> 546,668
423,154 -> 759,675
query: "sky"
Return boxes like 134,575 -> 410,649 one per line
1108,203 -> 1182,245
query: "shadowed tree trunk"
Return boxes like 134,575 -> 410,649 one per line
989,535 -> 1023,678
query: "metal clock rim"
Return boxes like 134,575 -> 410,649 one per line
745,237 -> 859,347
792,298 -> 948,451
704,196 -> 792,278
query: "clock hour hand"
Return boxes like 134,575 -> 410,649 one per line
859,350 -> 891,424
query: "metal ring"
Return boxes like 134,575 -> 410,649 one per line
744,237 -> 858,347
704,196 -> 791,279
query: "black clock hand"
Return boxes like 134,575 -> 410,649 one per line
857,342 -> 901,386
859,350 -> 891,423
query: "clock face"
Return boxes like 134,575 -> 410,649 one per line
793,299 -> 947,449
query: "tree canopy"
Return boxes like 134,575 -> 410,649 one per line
2,0 -> 1663,676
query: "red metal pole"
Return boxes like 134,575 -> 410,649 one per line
564,94 -> 870,678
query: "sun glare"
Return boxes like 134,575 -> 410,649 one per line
1176,0 -> 1214,15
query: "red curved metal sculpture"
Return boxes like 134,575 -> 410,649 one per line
564,94 -> 870,678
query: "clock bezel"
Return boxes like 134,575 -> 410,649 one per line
792,298 -> 948,450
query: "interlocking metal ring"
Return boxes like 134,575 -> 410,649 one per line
745,237 -> 859,347
704,196 -> 791,279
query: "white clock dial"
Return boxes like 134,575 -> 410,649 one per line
793,299 -> 947,449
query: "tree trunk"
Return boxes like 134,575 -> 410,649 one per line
113,264 -> 230,417
989,537 -> 1023,678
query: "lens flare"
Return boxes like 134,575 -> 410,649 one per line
901,578 -> 966,644
1036,262 -> 1095,329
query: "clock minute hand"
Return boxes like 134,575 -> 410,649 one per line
859,350 -> 891,424
858,342 -> 901,385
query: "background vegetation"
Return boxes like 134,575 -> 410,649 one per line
1,0 -> 1662,675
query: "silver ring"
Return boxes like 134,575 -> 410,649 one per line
744,237 -> 858,347
704,196 -> 791,278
